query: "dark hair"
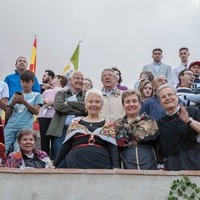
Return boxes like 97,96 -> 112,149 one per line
179,47 -> 189,53
55,75 -> 68,87
152,48 -> 162,54
112,67 -> 122,83
17,130 -> 37,143
20,70 -> 35,82
121,89 -> 141,105
45,70 -> 55,79
178,69 -> 192,84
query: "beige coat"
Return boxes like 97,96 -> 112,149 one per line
100,88 -> 125,122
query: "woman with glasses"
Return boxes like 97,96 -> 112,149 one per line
157,84 -> 200,171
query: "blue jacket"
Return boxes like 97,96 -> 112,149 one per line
4,70 -> 40,99
139,95 -> 165,121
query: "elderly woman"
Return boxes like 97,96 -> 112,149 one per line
82,78 -> 93,93
115,90 -> 159,169
138,79 -> 153,102
157,84 -> 200,171
6,130 -> 52,168
53,89 -> 120,169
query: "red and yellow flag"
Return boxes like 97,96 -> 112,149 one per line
29,38 -> 37,73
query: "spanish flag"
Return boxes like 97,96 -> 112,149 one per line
29,38 -> 37,73
63,44 -> 80,78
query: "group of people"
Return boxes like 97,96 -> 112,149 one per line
0,46 -> 200,171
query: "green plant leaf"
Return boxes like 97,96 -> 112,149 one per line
191,183 -> 197,189
183,194 -> 188,198
180,185 -> 186,191
177,189 -> 182,197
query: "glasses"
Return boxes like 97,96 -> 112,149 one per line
72,76 -> 84,81
83,83 -> 92,87
160,93 -> 176,100
184,72 -> 194,77
102,74 -> 114,78
153,52 -> 161,55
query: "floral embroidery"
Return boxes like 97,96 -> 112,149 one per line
67,119 -> 116,138
115,113 -> 158,147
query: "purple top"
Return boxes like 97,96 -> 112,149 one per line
117,84 -> 128,91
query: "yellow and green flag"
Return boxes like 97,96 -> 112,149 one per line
63,44 -> 80,77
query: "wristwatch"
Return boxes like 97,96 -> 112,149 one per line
187,117 -> 193,126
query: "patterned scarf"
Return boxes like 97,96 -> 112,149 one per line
115,113 -> 158,147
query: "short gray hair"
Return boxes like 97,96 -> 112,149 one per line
68,70 -> 84,79
85,89 -> 104,104
156,84 -> 177,99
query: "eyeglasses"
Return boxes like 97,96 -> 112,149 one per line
72,76 -> 84,81
83,83 -> 92,87
102,74 -> 114,78
184,72 -> 194,77
160,92 -> 176,100
153,52 -> 161,55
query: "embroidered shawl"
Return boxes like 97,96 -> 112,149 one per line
6,149 -> 53,168
63,117 -> 117,145
115,113 -> 159,147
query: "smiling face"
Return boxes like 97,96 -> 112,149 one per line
179,70 -> 194,87
19,133 -> 36,155
69,71 -> 84,93
85,93 -> 103,117
158,87 -> 178,115
123,94 -> 141,118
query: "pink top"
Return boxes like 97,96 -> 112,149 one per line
38,87 -> 64,118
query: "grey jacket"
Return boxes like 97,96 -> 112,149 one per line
142,62 -> 172,85
46,89 -> 87,137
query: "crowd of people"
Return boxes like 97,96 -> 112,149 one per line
0,47 -> 200,171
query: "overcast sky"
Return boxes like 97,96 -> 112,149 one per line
0,0 -> 200,89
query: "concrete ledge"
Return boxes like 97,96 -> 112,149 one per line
0,168 -> 200,200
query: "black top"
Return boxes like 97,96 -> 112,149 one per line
22,153 -> 46,168
157,107 -> 200,157
54,119 -> 120,169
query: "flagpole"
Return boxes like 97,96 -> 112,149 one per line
78,41 -> 82,70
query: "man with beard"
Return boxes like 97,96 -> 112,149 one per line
189,61 -> 200,92
4,56 -> 40,99
40,70 -> 55,93
176,69 -> 200,109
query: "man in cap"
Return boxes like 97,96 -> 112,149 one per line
189,61 -> 200,92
